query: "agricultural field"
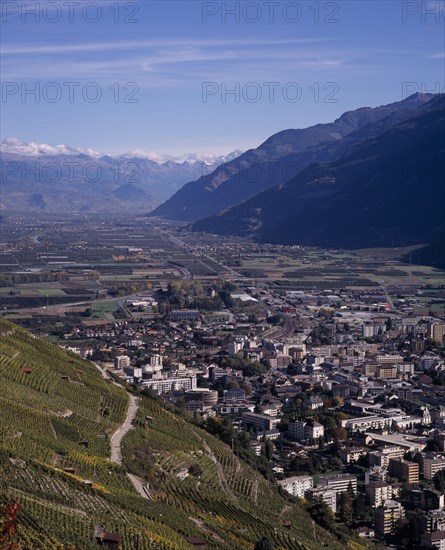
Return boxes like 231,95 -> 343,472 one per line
236,246 -> 445,289
0,217 -> 230,319
91,300 -> 121,320
0,285 -> 67,297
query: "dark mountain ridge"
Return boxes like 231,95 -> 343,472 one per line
192,95 -> 445,265
150,93 -> 435,221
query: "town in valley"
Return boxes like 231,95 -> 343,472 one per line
1,212 -> 444,548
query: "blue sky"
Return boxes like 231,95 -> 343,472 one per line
1,0 -> 444,156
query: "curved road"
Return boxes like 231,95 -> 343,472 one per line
127,472 -> 152,500
110,393 -> 139,464
91,362 -> 152,499
110,393 -> 152,500
109,391 -> 152,499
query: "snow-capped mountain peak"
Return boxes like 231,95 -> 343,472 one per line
118,148 -> 244,165
0,137 -> 103,158
0,138 -> 243,167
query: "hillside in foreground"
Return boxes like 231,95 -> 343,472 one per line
0,319 -> 370,549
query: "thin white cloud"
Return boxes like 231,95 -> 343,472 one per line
0,41 -> 352,82
1,37 -> 340,55
2,34 -> 441,90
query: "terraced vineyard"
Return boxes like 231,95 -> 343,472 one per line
0,319 -> 192,549
122,398 -> 361,550
1,319 -> 370,549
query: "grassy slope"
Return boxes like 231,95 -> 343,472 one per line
0,319 -> 367,549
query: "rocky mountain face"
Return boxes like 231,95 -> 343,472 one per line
150,93 -> 436,221
191,95 -> 445,265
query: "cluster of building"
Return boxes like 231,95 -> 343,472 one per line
58,271 -> 445,546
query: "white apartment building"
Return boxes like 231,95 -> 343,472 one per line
228,341 -> 244,356
318,473 -> 357,496
420,531 -> 445,550
376,355 -> 404,364
142,375 -> 197,394
149,354 -> 163,367
278,476 -> 313,498
343,413 -> 422,433
115,355 -> 130,370
306,486 -> 337,513
374,500 -> 405,536
369,446 -> 405,468
143,363 -> 163,374
342,415 -> 392,432
133,367 -> 143,379
288,420 -> 324,442
366,481 -> 397,507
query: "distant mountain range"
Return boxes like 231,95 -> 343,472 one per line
0,139 -> 242,213
150,93 -> 436,221
0,138 -> 243,166
192,94 -> 445,266
4,93 -> 443,267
